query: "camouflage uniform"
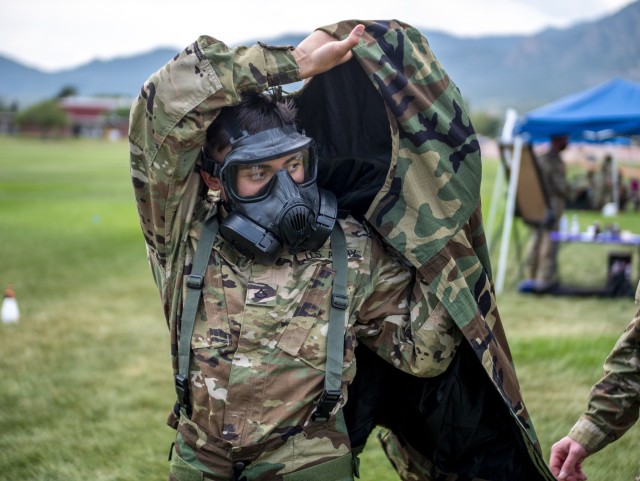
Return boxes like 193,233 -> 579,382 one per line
567,280 -> 640,479
129,26 -> 460,481
130,19 -> 555,481
590,157 -> 614,209
526,146 -> 568,285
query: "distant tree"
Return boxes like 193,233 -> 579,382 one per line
113,106 -> 131,119
0,97 -> 18,113
14,99 -> 69,137
56,85 -> 78,98
470,111 -> 501,138
0,97 -> 15,112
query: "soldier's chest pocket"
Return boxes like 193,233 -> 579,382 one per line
275,265 -> 336,372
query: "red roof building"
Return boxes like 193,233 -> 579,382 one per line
59,96 -> 131,138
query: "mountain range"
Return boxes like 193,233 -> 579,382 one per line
2,1 -> 640,114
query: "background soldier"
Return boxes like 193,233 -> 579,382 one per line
525,135 -> 570,291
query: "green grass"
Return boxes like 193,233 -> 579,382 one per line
1,136 -> 639,480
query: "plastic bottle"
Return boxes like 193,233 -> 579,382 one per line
570,214 -> 580,235
1,285 -> 19,324
559,214 -> 568,234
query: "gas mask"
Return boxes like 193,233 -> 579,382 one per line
206,125 -> 337,264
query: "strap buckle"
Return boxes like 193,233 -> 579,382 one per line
174,374 -> 192,418
312,389 -> 342,422
186,274 -> 204,289
331,293 -> 349,310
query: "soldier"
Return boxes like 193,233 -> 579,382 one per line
130,19 -> 555,481
549,286 -> 640,481
590,154 -> 614,210
130,23 -> 466,481
525,135 -> 570,292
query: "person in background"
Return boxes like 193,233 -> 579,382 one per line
590,154 -> 614,210
630,177 -> 640,211
549,288 -> 640,481
525,135 -> 570,292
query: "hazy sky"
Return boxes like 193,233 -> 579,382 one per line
1,0 -> 635,72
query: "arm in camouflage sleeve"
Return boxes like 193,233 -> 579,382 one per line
550,311 -> 639,480
568,310 -> 640,454
355,234 -> 462,377
128,26 -> 364,316
128,37 -> 300,286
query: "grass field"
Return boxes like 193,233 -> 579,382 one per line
1,136 -> 639,480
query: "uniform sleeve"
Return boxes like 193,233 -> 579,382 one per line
568,311 -> 640,454
354,234 -> 462,377
128,35 -> 300,319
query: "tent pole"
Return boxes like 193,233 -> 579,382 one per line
496,136 -> 523,294
488,108 -> 518,251
486,155 -> 505,249
612,155 -> 620,211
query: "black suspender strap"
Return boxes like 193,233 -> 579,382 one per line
313,222 -> 349,422
174,216 -> 219,418
174,216 -> 348,422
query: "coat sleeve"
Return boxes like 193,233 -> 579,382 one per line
568,310 -> 640,454
354,233 -> 462,377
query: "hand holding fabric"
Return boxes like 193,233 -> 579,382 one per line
293,24 -> 364,79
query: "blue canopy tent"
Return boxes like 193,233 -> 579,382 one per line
493,78 -> 640,293
515,78 -> 640,141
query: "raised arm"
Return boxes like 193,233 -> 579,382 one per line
128,25 -> 364,315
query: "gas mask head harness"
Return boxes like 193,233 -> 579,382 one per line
202,123 -> 337,264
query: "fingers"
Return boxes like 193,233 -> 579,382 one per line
549,439 -> 570,477
549,437 -> 588,481
559,444 -> 588,481
345,24 -> 365,48
325,24 -> 364,66
335,24 -> 364,62
564,442 -> 588,472
294,24 -> 364,79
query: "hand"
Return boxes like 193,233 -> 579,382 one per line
549,436 -> 588,481
294,24 -> 364,79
